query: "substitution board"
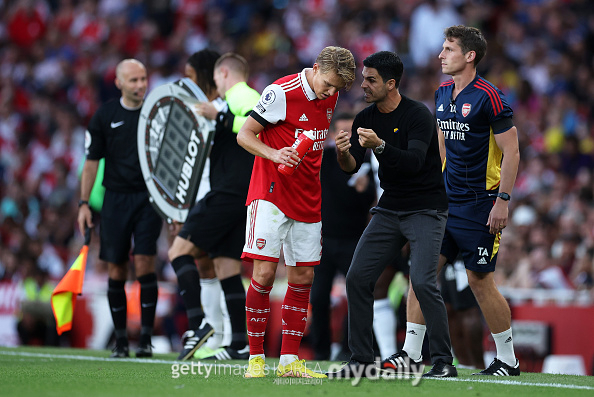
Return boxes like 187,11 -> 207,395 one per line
138,78 -> 215,223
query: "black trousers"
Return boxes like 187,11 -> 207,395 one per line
346,207 -> 452,365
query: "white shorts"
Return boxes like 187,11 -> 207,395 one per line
243,200 -> 322,267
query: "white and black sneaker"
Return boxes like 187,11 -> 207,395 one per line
380,350 -> 424,375
177,320 -> 215,360
473,358 -> 520,376
201,345 -> 250,360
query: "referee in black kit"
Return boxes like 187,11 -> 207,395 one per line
78,59 -> 162,359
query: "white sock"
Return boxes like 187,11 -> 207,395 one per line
402,322 -> 426,361
220,290 -> 232,347
200,278 -> 223,349
373,298 -> 397,359
492,328 -> 516,367
280,354 -> 299,366
249,354 -> 265,361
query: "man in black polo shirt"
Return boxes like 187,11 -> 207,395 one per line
78,59 -> 162,358
327,51 -> 455,379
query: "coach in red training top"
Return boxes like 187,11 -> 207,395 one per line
237,46 -> 355,379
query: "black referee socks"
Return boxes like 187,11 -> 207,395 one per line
172,255 -> 204,330
137,272 -> 158,344
108,278 -> 127,342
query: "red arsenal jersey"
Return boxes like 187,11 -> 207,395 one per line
247,69 -> 339,223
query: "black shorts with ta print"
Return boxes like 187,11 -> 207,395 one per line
100,190 -> 163,264
178,191 -> 247,260
440,200 -> 500,273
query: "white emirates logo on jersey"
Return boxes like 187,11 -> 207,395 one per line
299,113 -> 308,122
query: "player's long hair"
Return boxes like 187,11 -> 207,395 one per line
187,49 -> 221,98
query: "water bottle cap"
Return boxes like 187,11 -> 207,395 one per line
302,130 -> 315,140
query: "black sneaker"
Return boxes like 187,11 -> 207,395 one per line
422,360 -> 457,378
473,358 -> 520,376
177,320 -> 215,360
201,345 -> 249,360
110,344 -> 130,358
326,359 -> 378,379
380,350 -> 423,375
135,343 -> 153,358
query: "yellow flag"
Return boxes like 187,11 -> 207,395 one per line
51,229 -> 90,335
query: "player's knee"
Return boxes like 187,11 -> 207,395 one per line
252,266 -> 276,286
108,263 -> 127,280
134,255 -> 156,276
289,267 -> 314,285
168,244 -> 189,263
466,272 -> 492,301
196,256 -> 215,277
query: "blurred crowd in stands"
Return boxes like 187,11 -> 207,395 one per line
1,0 -> 593,301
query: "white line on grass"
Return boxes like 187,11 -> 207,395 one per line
0,350 -> 181,365
0,350 -> 273,370
430,376 -> 594,390
1,350 -> 592,390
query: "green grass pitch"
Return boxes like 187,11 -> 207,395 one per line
1,346 -> 593,397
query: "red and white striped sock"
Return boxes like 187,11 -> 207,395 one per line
246,278 -> 272,356
280,282 -> 311,356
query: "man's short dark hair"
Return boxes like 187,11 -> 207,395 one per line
362,51 -> 404,88
187,49 -> 221,95
444,25 -> 487,66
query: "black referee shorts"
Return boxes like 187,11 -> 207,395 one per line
100,189 -> 163,264
178,191 -> 246,260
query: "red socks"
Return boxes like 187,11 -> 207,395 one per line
246,278 -> 272,355
280,283 -> 311,356
246,280 -> 312,356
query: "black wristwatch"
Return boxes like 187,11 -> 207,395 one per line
496,192 -> 511,201
78,200 -> 89,208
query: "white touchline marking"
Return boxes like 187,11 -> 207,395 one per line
0,350 -> 272,370
0,350 -> 179,365
430,376 -> 594,390
1,350 -> 592,390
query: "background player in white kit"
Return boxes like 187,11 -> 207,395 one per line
237,46 -> 356,378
